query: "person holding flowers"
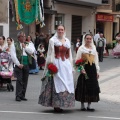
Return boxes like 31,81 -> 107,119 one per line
38,25 -> 75,112
75,33 -> 100,111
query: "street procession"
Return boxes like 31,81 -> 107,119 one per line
1,0 -> 120,120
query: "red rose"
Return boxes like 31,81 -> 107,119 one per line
48,63 -> 58,74
75,59 -> 84,65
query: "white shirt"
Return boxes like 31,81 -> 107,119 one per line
10,42 -> 34,66
76,42 -> 80,47
94,33 -> 100,42
96,37 -> 106,47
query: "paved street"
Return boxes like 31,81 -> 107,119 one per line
1,56 -> 120,120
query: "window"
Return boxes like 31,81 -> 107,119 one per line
102,0 -> 109,4
0,26 -> 3,36
116,4 -> 120,11
55,14 -> 64,30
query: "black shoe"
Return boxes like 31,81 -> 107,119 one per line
20,97 -> 27,101
15,97 -> 21,102
54,108 -> 63,113
87,107 -> 95,112
81,108 -> 86,111
39,67 -> 44,70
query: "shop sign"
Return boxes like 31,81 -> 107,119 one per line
96,14 -> 113,22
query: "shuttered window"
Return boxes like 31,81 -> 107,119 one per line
72,15 -> 82,44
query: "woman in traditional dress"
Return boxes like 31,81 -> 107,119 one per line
7,37 -> 17,80
0,36 -> 13,88
0,36 -> 8,52
75,38 -> 80,53
7,37 -> 14,51
26,35 -> 39,74
7,37 -> 14,68
75,34 -> 100,111
38,25 -> 75,112
111,33 -> 120,58
37,44 -> 46,70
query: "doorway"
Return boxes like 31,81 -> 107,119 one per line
72,15 -> 82,45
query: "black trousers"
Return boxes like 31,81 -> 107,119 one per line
97,47 -> 104,62
14,65 -> 29,98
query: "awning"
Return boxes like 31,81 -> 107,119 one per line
44,9 -> 57,15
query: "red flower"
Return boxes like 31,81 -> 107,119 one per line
48,63 -> 58,74
75,59 -> 84,66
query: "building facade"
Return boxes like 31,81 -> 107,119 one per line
0,0 -> 9,37
96,0 -> 120,43
1,0 -> 120,44
1,0 -> 102,42
39,0 -> 102,44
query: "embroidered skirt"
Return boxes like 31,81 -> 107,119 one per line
38,77 -> 75,108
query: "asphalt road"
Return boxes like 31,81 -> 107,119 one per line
0,56 -> 120,120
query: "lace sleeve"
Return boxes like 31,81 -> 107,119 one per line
45,39 -> 54,64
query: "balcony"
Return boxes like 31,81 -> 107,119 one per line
97,0 -> 115,13
54,0 -> 102,7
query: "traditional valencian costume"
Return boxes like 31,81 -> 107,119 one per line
0,38 -> 13,90
75,35 -> 100,108
38,33 -> 75,108
111,40 -> 120,58
37,44 -> 46,70
28,41 -> 39,74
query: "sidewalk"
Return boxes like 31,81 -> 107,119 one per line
99,60 -> 120,103
73,47 -> 120,103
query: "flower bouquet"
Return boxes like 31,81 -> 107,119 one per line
75,58 -> 89,80
41,63 -> 58,81
46,63 -> 58,77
